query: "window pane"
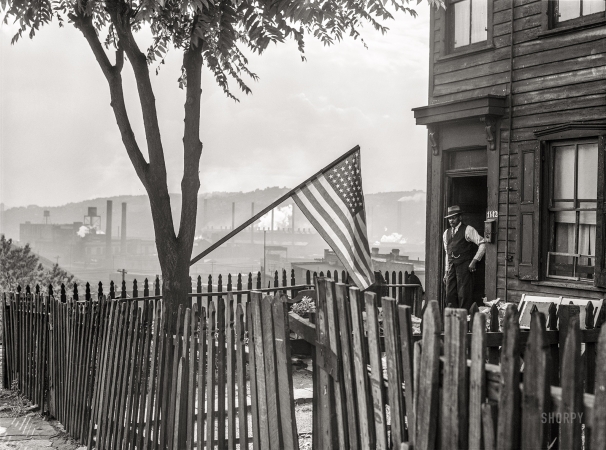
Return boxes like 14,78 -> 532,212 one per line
554,145 -> 575,199
471,0 -> 488,43
579,219 -> 596,256
555,211 -> 575,255
554,201 -> 575,210
559,0 -> 581,21
578,254 -> 595,279
549,252 -> 576,278
584,0 -> 605,14
454,0 -> 471,48
578,143 -> 598,199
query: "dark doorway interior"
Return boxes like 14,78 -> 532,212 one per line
448,175 -> 488,305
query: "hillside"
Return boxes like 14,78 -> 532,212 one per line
0,188 -> 426,247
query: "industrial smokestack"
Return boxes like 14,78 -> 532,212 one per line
121,202 -> 127,254
106,200 -> 113,266
232,202 -> 235,230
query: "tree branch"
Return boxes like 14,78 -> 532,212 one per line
177,42 -> 204,251
107,0 -> 167,181
72,11 -> 149,185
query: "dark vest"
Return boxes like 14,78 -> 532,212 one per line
447,223 -> 476,266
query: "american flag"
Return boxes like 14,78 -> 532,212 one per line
293,147 -> 375,289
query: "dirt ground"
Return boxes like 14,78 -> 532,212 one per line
0,388 -> 84,449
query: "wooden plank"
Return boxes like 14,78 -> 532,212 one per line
398,305 -> 415,446
382,297 -> 406,447
118,304 -> 140,448
87,298 -> 113,448
128,302 -> 147,449
273,295 -> 299,450
482,402 -> 498,450
155,304 -> 172,450
172,356 -> 185,450
560,315 -> 582,450
349,287 -> 374,449
246,299 -> 261,450
167,306 -> 184,450
113,302 -> 137,449
488,305 -> 500,364
235,304 -> 249,450
584,302 -> 597,394
261,295 -> 282,450
315,280 -> 337,449
214,297 -> 226,449
251,292 -> 270,449
324,280 -> 348,448
186,304 -> 198,450
177,307 -> 191,450
99,302 -> 126,450
196,305 -> 208,450
468,312 -> 486,450
591,326 -> 606,450
496,305 -> 521,450
521,309 -> 550,450
335,283 -> 360,449
226,294 -> 237,450
206,301 -> 218,449
144,301 -> 164,450
441,308 -> 468,450
415,300 -> 441,450
137,302 -> 155,450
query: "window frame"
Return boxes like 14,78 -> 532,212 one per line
538,131 -> 606,288
445,0 -> 493,56
541,0 -> 606,32
544,139 -> 599,283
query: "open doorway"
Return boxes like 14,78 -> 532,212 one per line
447,175 -> 488,304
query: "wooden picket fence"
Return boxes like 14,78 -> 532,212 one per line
1,290 -> 300,449
288,278 -> 606,449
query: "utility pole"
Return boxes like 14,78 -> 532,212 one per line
117,268 -> 128,283
263,230 -> 266,288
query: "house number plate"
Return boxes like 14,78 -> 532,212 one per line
486,210 -> 498,219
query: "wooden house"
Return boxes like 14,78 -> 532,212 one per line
413,0 -> 606,305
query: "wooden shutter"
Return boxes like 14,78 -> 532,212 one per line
516,141 -> 542,280
594,135 -> 606,287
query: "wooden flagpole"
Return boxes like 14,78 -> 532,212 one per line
190,145 -> 360,266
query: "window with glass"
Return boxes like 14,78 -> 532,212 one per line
449,0 -> 489,50
546,140 -> 598,281
555,0 -> 605,23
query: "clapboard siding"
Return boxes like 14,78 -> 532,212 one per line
424,0 -> 605,303
514,53 -> 606,82
514,94 -> 606,118
515,38 -> 606,69
513,79 -> 605,106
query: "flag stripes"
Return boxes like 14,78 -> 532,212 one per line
293,170 -> 374,289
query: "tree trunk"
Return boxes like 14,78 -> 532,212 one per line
75,8 -> 203,329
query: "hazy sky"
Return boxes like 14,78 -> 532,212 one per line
0,6 -> 431,209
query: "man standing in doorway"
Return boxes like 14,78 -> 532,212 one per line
442,205 -> 486,311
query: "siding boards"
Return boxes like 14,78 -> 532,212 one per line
513,94 -> 606,118
515,38 -> 606,70
514,53 -> 606,82
513,79 -> 605,106
427,0 -> 606,302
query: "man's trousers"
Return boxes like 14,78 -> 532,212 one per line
445,260 -> 475,311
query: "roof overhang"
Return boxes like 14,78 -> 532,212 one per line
412,95 -> 507,126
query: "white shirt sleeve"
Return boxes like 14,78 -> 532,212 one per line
465,225 -> 486,262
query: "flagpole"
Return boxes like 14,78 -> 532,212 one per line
190,145 -> 360,266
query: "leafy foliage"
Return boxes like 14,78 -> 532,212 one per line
0,235 -> 75,293
1,0 -> 440,98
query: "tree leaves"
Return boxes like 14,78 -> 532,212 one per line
2,0 -> 441,98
